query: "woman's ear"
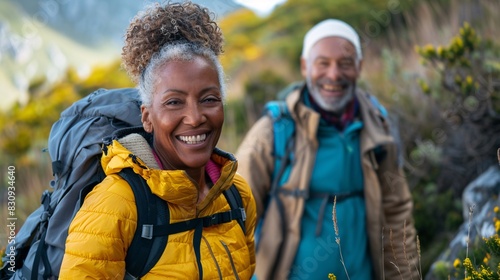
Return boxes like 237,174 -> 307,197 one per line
141,105 -> 153,133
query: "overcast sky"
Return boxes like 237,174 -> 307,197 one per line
234,0 -> 286,16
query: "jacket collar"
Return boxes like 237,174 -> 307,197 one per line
356,90 -> 394,153
285,83 -> 394,153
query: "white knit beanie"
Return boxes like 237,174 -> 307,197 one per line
301,19 -> 362,60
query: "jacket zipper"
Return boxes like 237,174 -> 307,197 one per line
220,240 -> 241,280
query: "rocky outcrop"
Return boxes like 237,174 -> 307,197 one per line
425,165 -> 500,279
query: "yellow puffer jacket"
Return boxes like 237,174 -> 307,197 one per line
59,132 -> 256,279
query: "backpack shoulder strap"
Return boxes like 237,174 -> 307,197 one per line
368,94 -> 388,118
368,94 -> 404,169
222,184 -> 246,234
263,101 -> 296,191
258,101 -> 296,276
276,81 -> 304,100
120,169 -> 247,280
120,168 -> 169,280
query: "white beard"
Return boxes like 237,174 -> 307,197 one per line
306,77 -> 355,114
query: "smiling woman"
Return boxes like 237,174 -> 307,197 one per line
58,1 -> 257,279
141,57 -> 225,183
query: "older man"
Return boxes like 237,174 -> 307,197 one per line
236,19 -> 419,280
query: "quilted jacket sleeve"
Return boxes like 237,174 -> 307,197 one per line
59,174 -> 137,279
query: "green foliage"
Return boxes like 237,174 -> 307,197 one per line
433,261 -> 453,279
413,184 -> 462,242
415,21 -> 500,198
413,21 -> 500,278
220,9 -> 264,74
220,0 -> 423,76
219,98 -> 248,153
0,60 -> 133,163
0,81 -> 79,157
244,70 -> 287,105
242,70 -> 288,126
415,22 -> 500,114
264,0 -> 418,68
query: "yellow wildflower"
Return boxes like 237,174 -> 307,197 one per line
465,75 -> 473,85
436,46 -> 444,57
423,44 -> 436,58
453,258 -> 461,268
463,258 -> 472,269
454,37 -> 464,48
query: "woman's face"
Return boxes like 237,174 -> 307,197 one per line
141,56 -> 224,170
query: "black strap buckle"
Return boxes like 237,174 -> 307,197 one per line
203,214 -> 221,227
39,190 -> 52,223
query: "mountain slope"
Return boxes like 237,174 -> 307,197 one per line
0,0 -> 243,111
0,1 -> 121,110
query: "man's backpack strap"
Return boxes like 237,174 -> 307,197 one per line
120,168 -> 169,280
309,190 -> 365,236
368,94 -> 388,118
260,101 -> 296,277
264,101 -> 296,190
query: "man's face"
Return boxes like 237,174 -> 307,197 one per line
301,37 -> 362,114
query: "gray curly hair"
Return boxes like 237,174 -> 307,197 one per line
138,41 -> 226,107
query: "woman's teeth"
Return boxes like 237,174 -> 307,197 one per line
179,134 -> 207,144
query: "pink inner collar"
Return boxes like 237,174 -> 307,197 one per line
152,149 -> 221,183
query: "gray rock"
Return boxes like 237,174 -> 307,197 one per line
425,165 -> 500,280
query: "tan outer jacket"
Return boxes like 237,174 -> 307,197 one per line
236,87 -> 419,280
60,133 -> 256,279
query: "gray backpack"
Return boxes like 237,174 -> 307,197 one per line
0,88 -> 143,279
1,88 -> 246,280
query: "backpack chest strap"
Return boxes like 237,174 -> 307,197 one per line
142,207 -> 246,238
314,190 -> 364,236
140,207 -> 246,280
275,188 -> 364,236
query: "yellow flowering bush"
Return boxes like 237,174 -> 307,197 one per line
415,22 -> 500,278
450,207 -> 500,279
415,22 -> 481,98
